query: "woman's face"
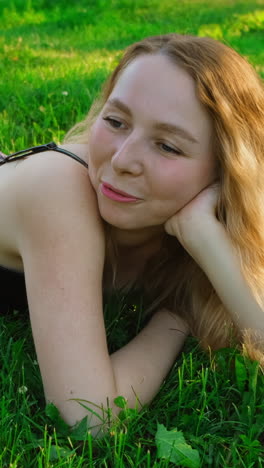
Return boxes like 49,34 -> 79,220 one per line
88,54 -> 216,239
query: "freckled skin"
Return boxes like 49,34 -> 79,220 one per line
87,54 -> 216,248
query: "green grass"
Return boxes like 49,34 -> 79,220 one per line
0,0 -> 264,466
1,299 -> 264,467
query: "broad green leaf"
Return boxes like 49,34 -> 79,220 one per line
155,423 -> 200,468
239,434 -> 261,448
114,395 -> 127,408
235,355 -> 248,392
45,403 -> 60,421
248,360 -> 259,398
70,416 -> 89,441
49,445 -> 74,461
45,403 -> 70,435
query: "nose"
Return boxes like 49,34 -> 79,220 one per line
111,133 -> 144,176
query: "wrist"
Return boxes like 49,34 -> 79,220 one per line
181,217 -> 224,258
188,221 -> 235,274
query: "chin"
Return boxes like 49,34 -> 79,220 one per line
98,208 -> 145,231
101,216 -> 141,230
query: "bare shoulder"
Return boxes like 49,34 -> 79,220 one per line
12,144 -> 91,207
0,146 -> 102,262
15,142 -> 89,181
59,143 -> 89,164
15,147 -> 101,237
13,146 -> 106,304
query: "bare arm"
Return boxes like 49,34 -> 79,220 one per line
12,151 -> 187,435
111,309 -> 188,409
187,220 -> 264,334
165,184 -> 264,338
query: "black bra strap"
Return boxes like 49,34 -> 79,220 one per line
0,142 -> 88,169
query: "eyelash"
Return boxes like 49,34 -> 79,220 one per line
158,142 -> 183,156
102,116 -> 125,129
102,116 -> 184,156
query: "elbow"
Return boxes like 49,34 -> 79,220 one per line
46,392 -> 125,439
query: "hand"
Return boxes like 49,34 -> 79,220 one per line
164,183 -> 221,251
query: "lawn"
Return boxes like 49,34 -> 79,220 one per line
0,0 -> 264,466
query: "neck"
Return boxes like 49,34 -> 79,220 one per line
103,226 -> 166,293
110,225 -> 165,250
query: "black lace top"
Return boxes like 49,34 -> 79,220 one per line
0,142 -> 88,314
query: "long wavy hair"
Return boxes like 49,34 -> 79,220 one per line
65,34 -> 264,362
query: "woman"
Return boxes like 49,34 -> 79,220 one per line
0,33 -> 263,436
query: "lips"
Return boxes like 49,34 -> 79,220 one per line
102,182 -> 140,199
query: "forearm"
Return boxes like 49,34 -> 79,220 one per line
188,220 -> 264,333
38,306 -> 187,435
111,309 -> 188,409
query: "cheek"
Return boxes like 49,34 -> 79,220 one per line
153,163 -> 193,198
88,122 -> 112,166
153,160 -> 215,206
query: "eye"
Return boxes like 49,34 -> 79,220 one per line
158,142 -> 183,156
102,116 -> 125,129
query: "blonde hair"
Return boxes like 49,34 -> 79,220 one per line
64,34 -> 264,361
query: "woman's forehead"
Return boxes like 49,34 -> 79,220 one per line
108,54 -> 213,144
113,54 -> 195,100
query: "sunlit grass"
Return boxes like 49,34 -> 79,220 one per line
0,0 -> 263,153
1,310 -> 264,466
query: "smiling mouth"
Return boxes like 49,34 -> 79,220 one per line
101,183 -> 141,202
108,186 -> 127,196
103,182 -> 139,198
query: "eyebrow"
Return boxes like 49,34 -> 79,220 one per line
107,97 -> 199,144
